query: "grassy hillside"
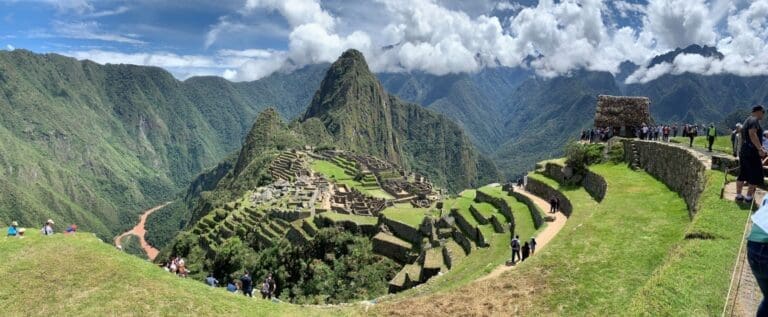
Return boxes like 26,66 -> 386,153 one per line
372,164 -> 742,315
0,231 -> 346,316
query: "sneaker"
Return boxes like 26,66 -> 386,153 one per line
745,196 -> 754,204
736,194 -> 745,202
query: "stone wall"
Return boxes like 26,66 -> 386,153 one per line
489,214 -> 506,233
583,170 -> 607,202
509,191 -> 545,229
469,205 -> 489,225
450,208 -> 478,240
285,227 -> 310,245
475,191 -> 515,225
620,139 -> 707,215
543,162 -> 567,184
372,233 -> 414,264
381,216 -> 423,245
270,210 -> 312,222
525,178 -> 573,217
442,246 -> 453,269
452,229 -> 472,255
475,227 -> 488,247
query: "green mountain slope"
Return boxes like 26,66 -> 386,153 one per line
303,49 -> 499,192
0,50 -> 325,239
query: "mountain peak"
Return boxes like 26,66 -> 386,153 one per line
648,44 -> 724,68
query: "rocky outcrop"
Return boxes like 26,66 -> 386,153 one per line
620,139 -> 707,215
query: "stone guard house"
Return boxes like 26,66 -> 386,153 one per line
594,95 -> 651,138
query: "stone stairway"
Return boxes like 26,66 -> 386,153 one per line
629,142 -> 640,170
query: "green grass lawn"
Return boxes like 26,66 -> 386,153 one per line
311,159 -> 394,199
381,203 -> 436,228
671,136 -> 733,155
627,170 -> 747,315
321,212 -> 378,226
0,232 -> 345,316
519,165 -> 695,315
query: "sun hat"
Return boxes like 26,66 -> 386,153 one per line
11,221 -> 18,226
47,219 -> 54,224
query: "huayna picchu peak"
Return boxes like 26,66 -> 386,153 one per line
302,49 -> 499,192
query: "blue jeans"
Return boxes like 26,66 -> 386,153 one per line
747,241 -> 768,317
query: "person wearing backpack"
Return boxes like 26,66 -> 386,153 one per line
510,235 -> 522,264
240,271 -> 253,297
530,237 -> 538,255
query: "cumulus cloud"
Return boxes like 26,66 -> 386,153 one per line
45,0 -> 768,83
644,0 -> 717,49
5,44 -> 13,50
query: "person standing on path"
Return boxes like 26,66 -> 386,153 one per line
707,123 -> 717,152
530,237 -> 537,255
510,235 -> 522,264
549,197 -> 557,213
736,105 -> 767,203
688,125 -> 697,147
521,242 -> 530,261
240,271 -> 254,297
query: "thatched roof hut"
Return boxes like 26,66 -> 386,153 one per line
594,95 -> 651,136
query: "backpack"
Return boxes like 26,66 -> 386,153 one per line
511,239 -> 520,250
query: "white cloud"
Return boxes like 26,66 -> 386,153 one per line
52,21 -> 145,45
644,0 -> 717,49
495,1 -> 524,12
243,0 -> 335,29
5,44 -> 13,50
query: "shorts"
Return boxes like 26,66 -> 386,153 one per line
738,148 -> 765,186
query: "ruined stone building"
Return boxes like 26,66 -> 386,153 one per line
594,95 -> 651,137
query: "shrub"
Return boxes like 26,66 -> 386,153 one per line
565,142 -> 604,174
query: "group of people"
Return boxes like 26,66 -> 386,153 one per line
580,127 -> 614,143
6,219 -> 77,238
161,256 -> 189,277
637,123 -> 678,142
215,271 -> 277,300
510,235 -> 537,265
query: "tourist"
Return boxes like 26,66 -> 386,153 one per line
672,125 -> 678,138
732,124 -> 743,158
521,242 -> 530,261
530,237 -> 537,255
178,258 -> 188,278
763,131 -> 768,153
707,123 -> 717,152
266,273 -> 277,299
688,125 -> 697,147
641,123 -> 648,140
240,271 -> 254,297
206,273 -> 218,287
549,197 -> 557,213
746,197 -> 768,317
261,279 -> 271,299
65,224 -> 77,234
736,105 -> 766,203
41,219 -> 54,236
17,228 -> 25,238
227,282 -> 238,293
510,235 -> 522,264
7,221 -> 18,237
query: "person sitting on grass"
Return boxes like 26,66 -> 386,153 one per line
41,219 -> 54,236
65,224 -> 77,234
205,273 -> 218,287
7,221 -> 18,237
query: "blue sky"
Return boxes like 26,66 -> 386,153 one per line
1,0 -> 766,83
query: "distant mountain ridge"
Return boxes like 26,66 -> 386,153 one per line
647,44 -> 724,68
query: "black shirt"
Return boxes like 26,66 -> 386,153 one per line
742,116 -> 763,151
241,275 -> 253,290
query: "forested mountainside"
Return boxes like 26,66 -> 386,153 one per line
0,49 -> 325,239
